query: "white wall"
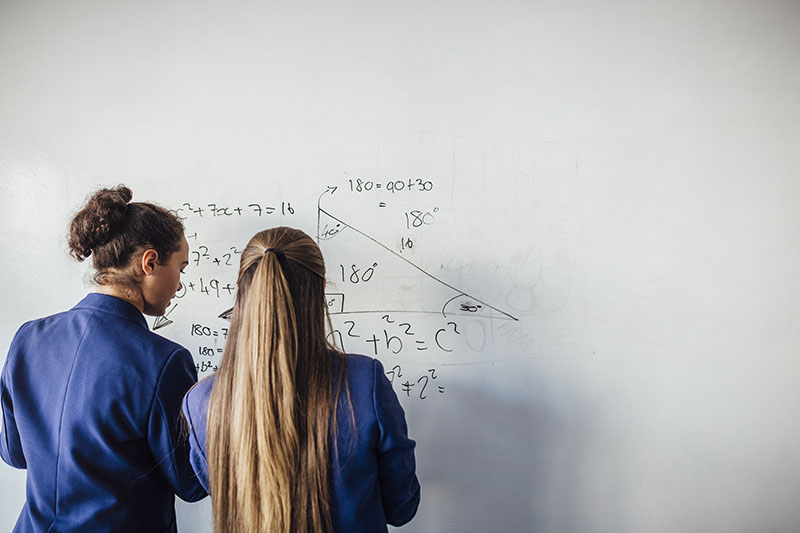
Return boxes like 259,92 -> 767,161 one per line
2,1 -> 800,531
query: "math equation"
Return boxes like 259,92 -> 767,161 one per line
158,181 -> 527,401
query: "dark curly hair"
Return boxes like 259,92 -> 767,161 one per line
68,185 -> 184,287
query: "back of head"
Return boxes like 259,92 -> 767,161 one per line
68,185 -> 184,288
237,227 -> 327,342
207,226 -> 341,533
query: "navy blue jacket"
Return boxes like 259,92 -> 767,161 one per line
0,293 -> 207,532
182,353 -> 420,532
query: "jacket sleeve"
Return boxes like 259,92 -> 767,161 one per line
181,390 -> 210,494
373,359 -> 421,526
147,348 -> 207,502
0,327 -> 27,469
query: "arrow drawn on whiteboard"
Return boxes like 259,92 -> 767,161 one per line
218,307 -> 234,321
153,303 -> 178,331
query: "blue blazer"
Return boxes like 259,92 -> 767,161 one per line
0,293 -> 207,532
183,353 -> 420,532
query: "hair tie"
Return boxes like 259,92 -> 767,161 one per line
261,247 -> 324,279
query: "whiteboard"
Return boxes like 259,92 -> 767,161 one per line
2,1 -> 800,531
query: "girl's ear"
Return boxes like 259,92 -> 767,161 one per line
141,249 -> 159,275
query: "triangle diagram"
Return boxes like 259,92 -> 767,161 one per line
317,207 -> 517,321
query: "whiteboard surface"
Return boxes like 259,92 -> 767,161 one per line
1,1 -> 800,531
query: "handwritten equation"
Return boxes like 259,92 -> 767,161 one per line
173,201 -> 296,220
328,314 -> 461,356
156,179 -> 528,400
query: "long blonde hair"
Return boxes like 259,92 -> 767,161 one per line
206,227 -> 345,532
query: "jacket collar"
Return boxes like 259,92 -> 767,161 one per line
72,293 -> 149,330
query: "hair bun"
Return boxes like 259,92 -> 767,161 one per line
68,185 -> 133,260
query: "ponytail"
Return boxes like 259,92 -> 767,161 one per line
207,227 -> 342,532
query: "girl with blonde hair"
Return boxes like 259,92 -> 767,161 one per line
182,227 -> 420,532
